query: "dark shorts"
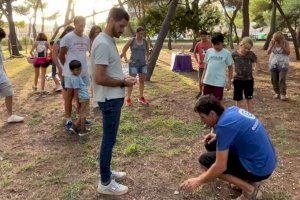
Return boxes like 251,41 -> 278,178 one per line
203,84 -> 224,100
233,79 -> 254,101
199,141 -> 271,182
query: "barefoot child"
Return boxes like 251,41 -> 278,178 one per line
69,60 -> 90,136
232,37 -> 257,113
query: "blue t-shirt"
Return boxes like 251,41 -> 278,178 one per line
203,48 -> 233,87
69,75 -> 89,100
215,106 -> 277,176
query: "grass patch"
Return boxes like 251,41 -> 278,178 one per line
62,181 -> 87,200
0,160 -> 13,171
0,176 -> 10,188
83,155 -> 98,168
27,112 -> 43,126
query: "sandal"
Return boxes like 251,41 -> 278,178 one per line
235,182 -> 262,200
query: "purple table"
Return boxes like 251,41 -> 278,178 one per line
171,54 -> 193,72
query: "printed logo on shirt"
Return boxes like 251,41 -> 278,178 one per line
238,109 -> 255,120
210,56 -> 223,61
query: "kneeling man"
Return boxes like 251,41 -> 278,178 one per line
181,95 -> 277,200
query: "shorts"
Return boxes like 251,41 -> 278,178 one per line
199,141 -> 271,182
0,81 -> 13,97
51,62 -> 57,77
198,68 -> 204,80
34,58 -> 49,68
203,84 -> 224,100
233,79 -> 254,101
129,65 -> 147,75
64,75 -> 90,89
78,99 -> 89,118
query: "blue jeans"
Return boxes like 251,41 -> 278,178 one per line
98,98 -> 124,185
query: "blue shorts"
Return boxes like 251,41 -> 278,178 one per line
129,65 -> 147,75
64,75 -> 90,89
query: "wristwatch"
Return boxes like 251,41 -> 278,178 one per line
120,80 -> 126,88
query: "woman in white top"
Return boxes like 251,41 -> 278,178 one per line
30,32 -> 51,92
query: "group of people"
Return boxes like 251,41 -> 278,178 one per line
0,6 -> 287,200
194,30 -> 290,113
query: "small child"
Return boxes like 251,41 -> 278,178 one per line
69,60 -> 90,136
50,41 -> 62,92
232,37 -> 257,113
201,33 -> 233,101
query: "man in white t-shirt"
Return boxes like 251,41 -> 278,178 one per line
91,7 -> 136,195
59,16 -> 91,133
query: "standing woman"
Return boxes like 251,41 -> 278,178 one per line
121,26 -> 149,106
88,25 -> 102,108
267,31 -> 290,101
30,32 -> 51,92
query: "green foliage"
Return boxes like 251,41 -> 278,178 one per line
62,181 -> 87,200
249,0 -> 272,28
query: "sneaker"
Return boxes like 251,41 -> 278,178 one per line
138,96 -> 149,105
280,95 -> 287,101
273,94 -> 280,99
77,119 -> 92,126
125,98 -> 132,106
78,129 -> 90,137
97,179 -> 128,195
55,85 -> 63,92
7,115 -> 24,123
66,121 -> 76,134
32,86 -> 37,92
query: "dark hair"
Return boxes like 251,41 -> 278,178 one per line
108,7 -> 129,22
200,30 -> 208,35
0,28 -> 6,40
211,33 -> 224,45
36,32 -> 48,41
136,26 -> 144,33
89,25 -> 102,41
50,40 -> 55,46
59,26 -> 75,39
74,16 -> 85,25
194,95 -> 224,116
69,60 -> 82,71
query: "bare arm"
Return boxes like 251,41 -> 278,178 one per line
181,150 -> 229,191
194,44 -> 199,63
59,47 -> 68,65
45,42 -> 51,56
200,63 -> 207,84
226,65 -> 233,90
120,39 -> 133,62
52,43 -> 61,67
29,42 -> 38,57
282,40 -> 290,55
267,40 -> 274,55
94,64 -> 136,87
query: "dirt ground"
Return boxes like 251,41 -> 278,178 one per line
0,44 -> 299,200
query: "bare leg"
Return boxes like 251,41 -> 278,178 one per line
246,99 -> 253,113
65,89 -> 74,119
52,75 -> 60,87
5,95 -> 13,116
40,67 -> 47,91
138,74 -> 146,98
34,67 -> 40,88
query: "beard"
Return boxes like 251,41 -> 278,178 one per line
112,26 -> 122,38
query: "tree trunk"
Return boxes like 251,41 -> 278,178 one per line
228,21 -> 234,49
5,0 -> 21,56
233,22 -> 239,44
241,0 -> 250,37
168,36 -> 172,50
64,0 -> 73,24
146,0 -> 179,81
263,3 -> 276,50
27,17 -> 32,38
272,0 -> 299,60
297,21 -> 300,46
32,0 -> 41,39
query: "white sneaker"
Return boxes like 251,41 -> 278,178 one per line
280,95 -> 287,101
99,171 -> 126,180
55,85 -> 63,92
7,115 -> 24,123
273,94 -> 280,99
97,179 -> 128,195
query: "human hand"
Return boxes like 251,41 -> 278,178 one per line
180,177 -> 202,191
124,76 -> 137,87
203,133 -> 216,144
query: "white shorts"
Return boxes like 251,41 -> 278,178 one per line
0,81 -> 13,97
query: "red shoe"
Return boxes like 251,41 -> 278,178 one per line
138,96 -> 149,105
125,98 -> 132,106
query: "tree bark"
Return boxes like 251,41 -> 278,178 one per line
272,0 -> 299,60
146,0 -> 179,81
297,21 -> 300,46
241,0 -> 250,37
168,36 -> 172,50
64,0 -> 73,24
32,0 -> 41,39
2,0 -> 21,56
263,3 -> 276,50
